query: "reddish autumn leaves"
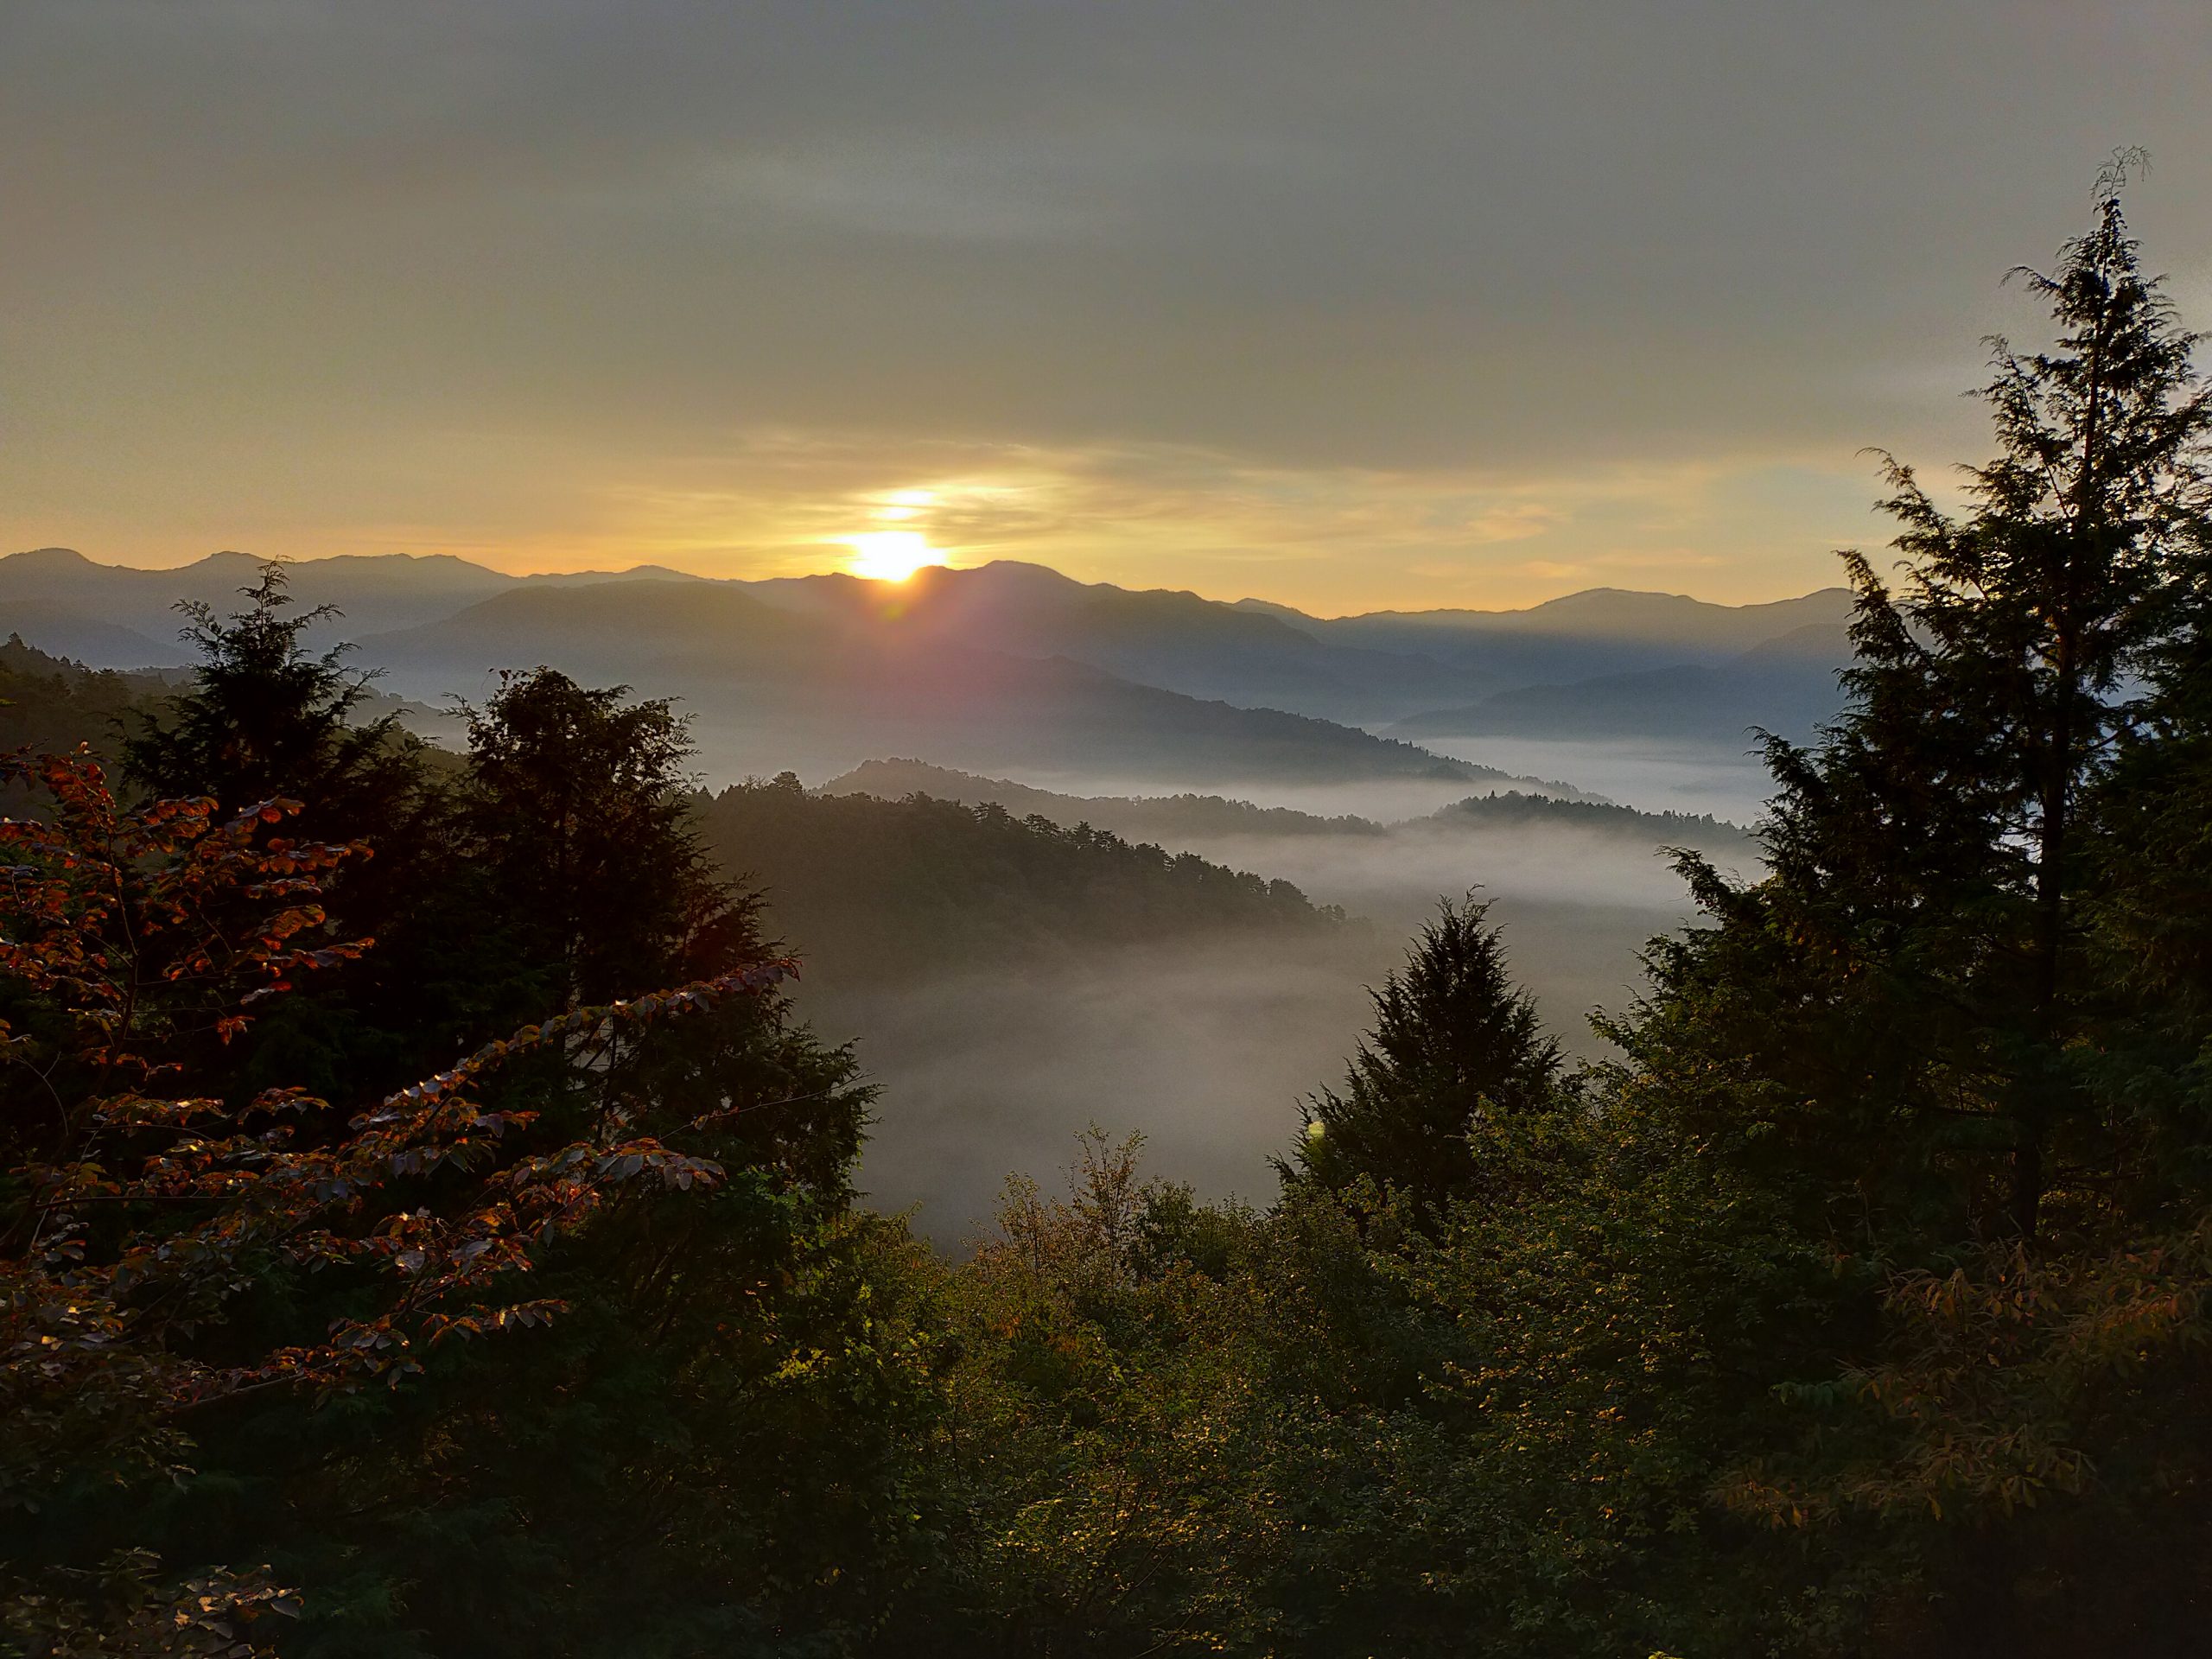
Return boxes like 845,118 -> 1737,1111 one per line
1,749 -> 789,1504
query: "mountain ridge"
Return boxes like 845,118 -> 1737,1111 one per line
0,546 -> 1859,747
351,579 -> 1496,790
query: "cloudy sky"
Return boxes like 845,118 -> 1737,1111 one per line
5,2 -> 2210,612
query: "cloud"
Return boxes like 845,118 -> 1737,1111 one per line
5,2 -> 2210,607
448,431 -> 1875,608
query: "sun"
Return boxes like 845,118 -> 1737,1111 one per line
841,530 -> 946,582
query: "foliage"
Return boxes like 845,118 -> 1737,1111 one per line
0,752 -> 788,1650
931,170 -> 2212,1659
124,563 -> 430,846
1580,165 -> 2212,1649
9,588 -> 907,1654
699,773 -> 1344,984
1687,175 -> 2209,1242
1426,789 -> 1756,856
0,638 -> 167,771
931,1129 -> 1280,1655
462,668 -> 752,1008
3,1550 -> 300,1659
1293,893 -> 1560,1211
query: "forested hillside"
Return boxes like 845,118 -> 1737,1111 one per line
7,185 -> 2212,1658
822,756 -> 1399,834
0,635 -> 168,760
698,774 -> 1344,982
1421,789 -> 1753,857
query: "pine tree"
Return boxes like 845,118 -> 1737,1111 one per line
124,559 -> 428,828
1634,161 -> 2212,1244
1595,166 -> 2212,1653
1294,893 -> 1560,1210
460,666 -> 760,1010
118,560 -> 462,1108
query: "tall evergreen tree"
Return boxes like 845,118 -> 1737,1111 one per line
462,667 -> 749,1010
93,608 -> 906,1654
1586,164 -> 2212,1655
1630,162 -> 2212,1245
120,560 -> 457,1107
124,560 -> 429,830
1294,893 -> 1560,1210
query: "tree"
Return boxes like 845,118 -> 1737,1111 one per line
463,669 -> 747,1010
1872,158 -> 2212,1237
124,561 -> 429,838
116,652 -> 911,1654
938,1129 -> 1276,1656
120,560 -> 467,1118
1292,893 -> 1560,1211
1588,165 -> 2212,1654
0,638 -> 164,772
1634,162 -> 2212,1246
0,752 -> 784,1653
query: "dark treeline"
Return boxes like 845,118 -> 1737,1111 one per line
820,758 -> 1749,856
0,636 -> 169,767
1423,788 -> 1755,855
823,757 -> 1397,836
6,179 -> 2212,1656
702,777 -> 1342,983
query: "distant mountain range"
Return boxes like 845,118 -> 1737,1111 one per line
0,546 -> 1857,777
740,562 -> 1494,721
1261,585 -> 1853,679
347,578 -> 1492,787
1389,622 -> 1854,747
0,547 -> 702,658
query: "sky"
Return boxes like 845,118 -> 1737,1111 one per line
5,2 -> 2211,615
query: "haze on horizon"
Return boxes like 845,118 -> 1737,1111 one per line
6,2 -> 2211,613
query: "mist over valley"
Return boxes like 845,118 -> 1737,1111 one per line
723,760 -> 1758,1232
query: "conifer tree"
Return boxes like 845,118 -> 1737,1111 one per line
119,561 -> 459,1107
124,559 -> 428,830
1636,159 -> 2212,1243
1294,893 -> 1560,1210
461,666 -> 753,1010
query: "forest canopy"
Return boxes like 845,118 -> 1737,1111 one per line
700,773 -> 1344,983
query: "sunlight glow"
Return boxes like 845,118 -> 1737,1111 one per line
841,529 -> 946,582
872,487 -> 936,523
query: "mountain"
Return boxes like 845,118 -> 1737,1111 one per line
821,760 -> 1395,840
0,548 -> 701,660
822,759 -> 1744,853
1389,625 -> 1853,746
0,547 -> 1861,755
0,601 -> 171,668
698,778 -> 1347,986
733,564 -> 1862,729
0,637 -> 173,767
694,775 -> 1395,1236
739,560 -> 1493,722
1418,791 -> 1756,857
359,581 -> 1492,789
1275,585 -> 1859,688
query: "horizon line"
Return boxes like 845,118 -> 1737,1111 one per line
5,543 -> 1852,621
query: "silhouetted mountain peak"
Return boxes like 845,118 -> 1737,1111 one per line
0,548 -> 1860,742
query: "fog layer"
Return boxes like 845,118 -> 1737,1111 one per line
778,747 -> 1766,1239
